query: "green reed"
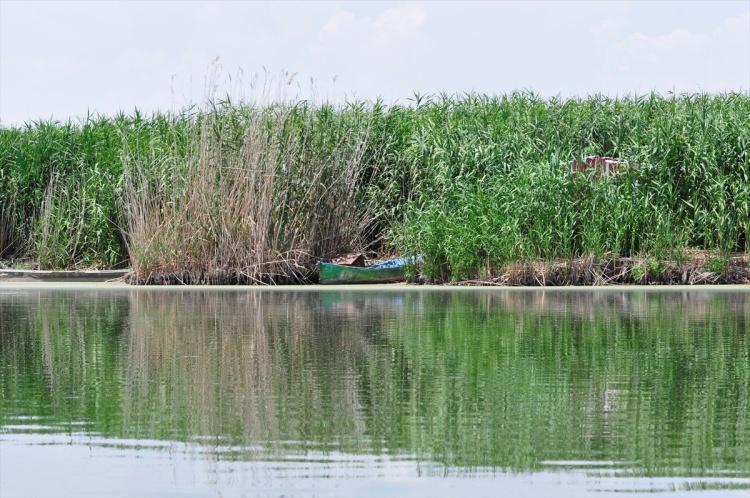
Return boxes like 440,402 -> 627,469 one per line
0,92 -> 747,275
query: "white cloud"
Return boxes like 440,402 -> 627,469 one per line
375,4 -> 427,38
610,10 -> 750,93
590,16 -> 627,37
303,4 -> 428,99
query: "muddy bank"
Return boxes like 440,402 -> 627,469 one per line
419,255 -> 750,286
2,256 -> 748,287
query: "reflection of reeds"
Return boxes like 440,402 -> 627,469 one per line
1,289 -> 748,474
122,291 -> 390,450
0,290 -> 129,418
384,290 -> 750,471
453,288 -> 750,323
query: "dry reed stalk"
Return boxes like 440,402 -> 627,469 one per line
122,107 -> 376,284
0,198 -> 16,259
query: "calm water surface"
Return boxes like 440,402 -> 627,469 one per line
1,287 -> 748,497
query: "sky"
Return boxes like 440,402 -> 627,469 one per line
0,0 -> 749,125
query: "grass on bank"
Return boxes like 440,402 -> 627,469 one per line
398,161 -> 748,282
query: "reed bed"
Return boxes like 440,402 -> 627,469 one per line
399,160 -> 749,282
122,106 -> 376,284
0,92 -> 748,283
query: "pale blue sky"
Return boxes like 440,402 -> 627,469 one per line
1,0 -> 748,125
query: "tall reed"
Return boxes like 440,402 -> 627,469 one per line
0,196 -> 16,259
0,92 -> 748,276
122,105 -> 376,284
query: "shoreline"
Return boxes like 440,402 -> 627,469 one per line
3,254 -> 748,290
5,253 -> 748,288
1,280 -> 749,292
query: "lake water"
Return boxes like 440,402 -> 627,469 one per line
1,286 -> 748,497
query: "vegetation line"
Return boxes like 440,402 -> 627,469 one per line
1,92 -> 748,284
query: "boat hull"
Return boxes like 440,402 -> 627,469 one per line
318,263 -> 407,284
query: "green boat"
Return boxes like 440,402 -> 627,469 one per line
318,257 -> 413,284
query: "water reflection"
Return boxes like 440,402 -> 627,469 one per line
1,288 -> 749,495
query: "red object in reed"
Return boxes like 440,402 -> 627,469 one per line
569,155 -> 626,179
